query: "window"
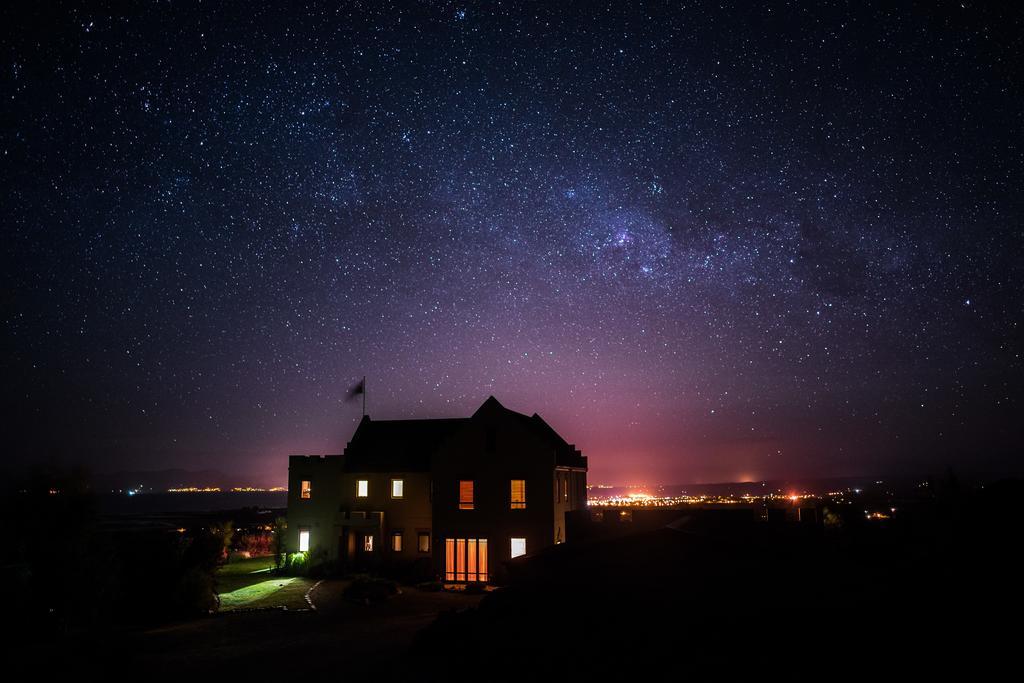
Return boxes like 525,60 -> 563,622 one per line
459,480 -> 474,510
445,538 -> 488,582
357,480 -> 368,497
391,479 -> 404,498
391,531 -> 403,552
510,479 -> 526,509
417,531 -> 430,553
363,535 -> 374,552
298,528 -> 310,552
510,537 -> 526,559
300,480 -> 311,499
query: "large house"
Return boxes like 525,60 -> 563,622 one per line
286,396 -> 587,583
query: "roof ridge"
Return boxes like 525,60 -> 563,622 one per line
365,416 -> 470,423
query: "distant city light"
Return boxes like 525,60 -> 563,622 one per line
586,487 -> 875,508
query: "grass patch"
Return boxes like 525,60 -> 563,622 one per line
217,576 -> 315,611
218,555 -> 276,576
216,555 -> 278,594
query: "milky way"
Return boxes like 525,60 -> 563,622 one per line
3,2 -> 1022,484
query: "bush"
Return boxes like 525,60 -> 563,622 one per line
233,532 -> 273,556
272,517 -> 287,571
176,566 -> 218,615
280,552 -> 307,575
305,546 -> 331,577
278,545 -> 333,577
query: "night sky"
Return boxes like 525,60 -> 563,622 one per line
3,2 -> 1022,486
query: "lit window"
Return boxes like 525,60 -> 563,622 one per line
392,531 -> 402,552
298,528 -> 310,552
445,538 -> 488,582
510,479 -> 526,509
363,535 -> 374,552
417,531 -> 430,553
511,537 -> 526,558
300,480 -> 311,499
391,479 -> 404,498
459,480 -> 474,510
357,480 -> 368,497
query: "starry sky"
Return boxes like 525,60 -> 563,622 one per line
3,2 -> 1022,486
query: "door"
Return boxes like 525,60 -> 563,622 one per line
444,538 -> 489,582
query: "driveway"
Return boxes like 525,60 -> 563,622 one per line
125,581 -> 485,676
309,578 -> 483,616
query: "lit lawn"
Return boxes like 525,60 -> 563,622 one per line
215,556 -> 315,611
215,555 -> 277,594
219,555 -> 277,576
217,576 -> 314,611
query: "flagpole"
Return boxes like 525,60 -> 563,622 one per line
362,376 -> 366,417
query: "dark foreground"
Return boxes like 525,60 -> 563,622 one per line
25,581 -> 483,678
412,479 -> 1023,677
10,479 -> 1024,678
139,581 -> 482,676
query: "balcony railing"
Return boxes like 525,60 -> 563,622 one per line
339,509 -> 384,527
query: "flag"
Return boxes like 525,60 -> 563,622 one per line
346,378 -> 365,402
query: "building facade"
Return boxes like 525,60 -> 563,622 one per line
286,396 -> 587,583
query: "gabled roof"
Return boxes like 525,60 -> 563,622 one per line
342,396 -> 585,471
476,396 -> 585,467
343,416 -> 469,471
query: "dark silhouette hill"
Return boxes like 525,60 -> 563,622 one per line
410,480 -> 1024,677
